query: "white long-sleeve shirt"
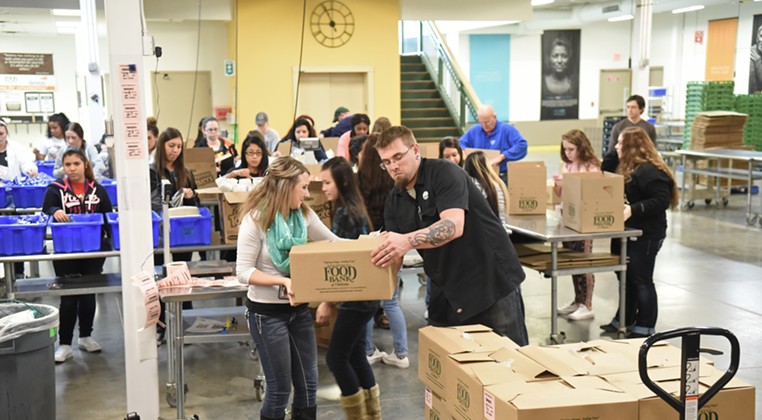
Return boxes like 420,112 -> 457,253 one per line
236,208 -> 338,304
53,144 -> 108,180
0,142 -> 37,181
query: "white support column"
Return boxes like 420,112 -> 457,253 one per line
630,0 -> 653,106
104,0 -> 159,417
79,0 -> 106,143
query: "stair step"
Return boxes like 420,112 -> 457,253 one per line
401,55 -> 422,64
401,117 -> 456,128
402,107 -> 451,118
402,99 -> 446,108
401,63 -> 426,72
401,80 -> 436,90
401,89 -> 441,99
401,72 -> 433,81
410,127 -> 462,137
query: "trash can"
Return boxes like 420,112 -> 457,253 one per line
0,302 -> 59,420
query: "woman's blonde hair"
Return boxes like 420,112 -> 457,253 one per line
617,127 -> 678,209
463,151 -> 509,219
238,156 -> 311,230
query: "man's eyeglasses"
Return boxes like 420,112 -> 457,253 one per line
245,151 -> 263,157
379,144 -> 414,171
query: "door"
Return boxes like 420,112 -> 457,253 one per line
151,71 -> 213,146
599,69 -> 631,119
649,66 -> 664,86
297,72 -> 368,132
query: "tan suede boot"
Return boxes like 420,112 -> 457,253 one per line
340,389 -> 369,420
365,384 -> 381,420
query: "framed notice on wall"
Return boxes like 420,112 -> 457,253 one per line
0,53 -> 55,91
24,92 -> 40,113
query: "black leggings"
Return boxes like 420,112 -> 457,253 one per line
52,257 -> 105,345
325,308 -> 376,396
612,238 -> 663,331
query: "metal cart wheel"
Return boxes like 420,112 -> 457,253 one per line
722,197 -> 729,207
681,201 -> 695,211
746,214 -> 758,226
704,198 -> 712,206
165,383 -> 189,408
254,378 -> 265,401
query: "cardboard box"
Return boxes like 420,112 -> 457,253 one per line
220,191 -> 248,244
546,180 -> 561,207
506,161 -> 546,215
425,387 -> 455,420
419,142 -> 441,159
276,140 -> 292,157
289,236 -> 395,303
418,325 -> 518,396
307,180 -> 332,229
484,377 -> 638,420
184,147 -> 218,188
322,137 -> 340,155
309,303 -> 338,349
561,171 -> 624,233
607,364 -> 755,420
517,343 -> 637,377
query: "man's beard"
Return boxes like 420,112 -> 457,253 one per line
394,175 -> 410,189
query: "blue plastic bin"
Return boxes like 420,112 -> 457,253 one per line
100,179 -> 118,207
9,174 -> 53,208
36,161 -> 55,177
167,207 -> 213,246
106,211 -> 160,250
50,213 -> 104,253
0,186 -> 7,209
0,215 -> 48,256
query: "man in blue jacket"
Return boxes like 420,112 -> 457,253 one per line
458,104 -> 528,185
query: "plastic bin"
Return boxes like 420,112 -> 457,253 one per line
100,178 -> 118,206
0,214 -> 48,256
50,213 -> 105,253
36,160 -> 55,177
9,173 -> 53,208
0,185 -> 7,208
166,207 -> 213,246
106,211 -> 161,250
0,302 -> 59,420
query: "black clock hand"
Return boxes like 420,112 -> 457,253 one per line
321,4 -> 338,32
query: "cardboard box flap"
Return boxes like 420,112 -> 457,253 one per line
449,352 -> 496,364
513,388 -> 637,409
561,375 -> 626,393
484,380 -> 567,403
469,361 -> 526,387
450,324 -> 494,334
418,326 -> 488,355
518,345 -> 585,377
184,147 -> 217,188
595,338 -> 711,368
195,187 -> 223,195
490,346 -> 557,381
223,191 -> 249,204
508,161 -> 546,170
291,237 -> 381,254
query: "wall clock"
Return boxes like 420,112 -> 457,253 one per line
310,1 -> 355,48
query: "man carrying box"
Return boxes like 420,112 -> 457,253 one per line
371,126 -> 528,345
458,104 -> 528,186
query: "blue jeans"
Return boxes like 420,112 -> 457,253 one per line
247,305 -> 318,418
365,275 -> 409,357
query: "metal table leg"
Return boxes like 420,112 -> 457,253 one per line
680,154 -> 687,208
746,163 -> 758,225
618,237 -> 628,339
173,301 -> 186,419
3,262 -> 15,299
550,242 -> 560,344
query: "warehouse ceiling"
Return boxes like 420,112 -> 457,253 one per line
0,0 -> 746,36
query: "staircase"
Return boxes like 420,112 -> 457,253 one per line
400,55 -> 461,144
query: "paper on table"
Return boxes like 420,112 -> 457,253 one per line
185,317 -> 225,333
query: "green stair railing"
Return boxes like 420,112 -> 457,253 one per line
401,21 -> 481,133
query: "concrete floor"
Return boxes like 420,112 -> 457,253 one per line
22,149 -> 762,419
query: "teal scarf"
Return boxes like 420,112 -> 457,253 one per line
266,210 -> 307,274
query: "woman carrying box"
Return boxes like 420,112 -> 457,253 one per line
236,157 -> 337,420
43,148 -> 113,363
318,157 -> 382,420
600,126 -> 677,338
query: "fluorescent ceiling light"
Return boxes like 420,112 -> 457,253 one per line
531,0 -> 555,6
672,5 -> 704,14
51,9 -> 81,17
608,14 -> 634,22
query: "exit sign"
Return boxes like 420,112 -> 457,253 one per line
224,59 -> 235,77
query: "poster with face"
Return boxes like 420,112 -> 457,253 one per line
540,29 -> 581,120
749,14 -> 762,94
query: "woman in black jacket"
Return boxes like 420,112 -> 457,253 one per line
600,126 -> 678,338
224,130 -> 269,179
43,148 -> 113,363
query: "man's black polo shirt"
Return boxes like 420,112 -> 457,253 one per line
384,158 -> 525,323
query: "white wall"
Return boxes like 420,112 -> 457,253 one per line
449,2 -> 762,123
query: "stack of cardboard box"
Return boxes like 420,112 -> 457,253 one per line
689,111 -> 747,150
419,326 -> 755,420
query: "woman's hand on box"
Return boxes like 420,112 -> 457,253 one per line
623,204 -> 632,221
53,210 -> 70,223
282,277 -> 299,306
315,302 -> 333,325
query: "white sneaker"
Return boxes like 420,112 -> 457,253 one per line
557,302 -> 579,315
424,310 -> 428,320
382,352 -> 410,369
78,336 -> 102,353
567,305 -> 595,321
55,345 -> 73,363
366,348 -> 387,365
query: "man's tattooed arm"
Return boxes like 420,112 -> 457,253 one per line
408,219 -> 456,248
